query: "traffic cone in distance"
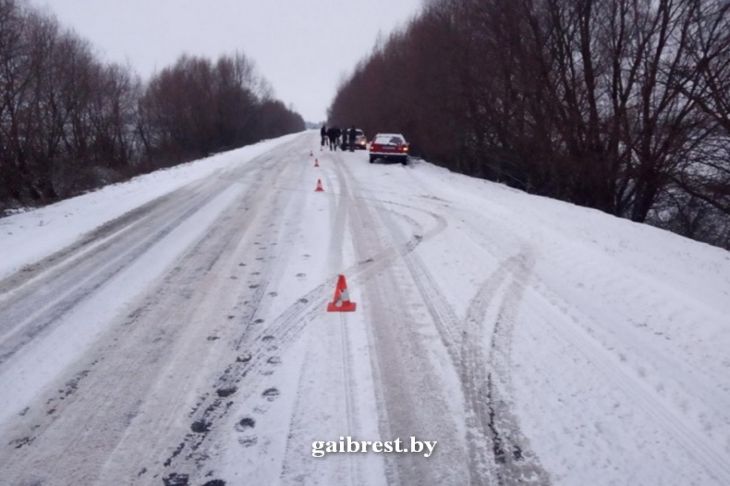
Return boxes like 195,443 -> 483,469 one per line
327,274 -> 357,312
310,150 -> 314,157
314,158 -> 319,167
315,179 -> 324,192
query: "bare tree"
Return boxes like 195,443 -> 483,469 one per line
329,0 -> 730,247
1,1 -> 303,211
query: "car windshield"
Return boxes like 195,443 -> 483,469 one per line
375,135 -> 403,145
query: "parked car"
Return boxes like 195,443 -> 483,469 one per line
340,128 -> 367,150
353,129 -> 367,150
369,133 -> 409,164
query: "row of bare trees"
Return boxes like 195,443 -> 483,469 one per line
329,0 -> 730,248
1,0 -> 303,209
138,54 -> 303,166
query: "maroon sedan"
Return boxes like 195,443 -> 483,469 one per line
369,133 -> 409,165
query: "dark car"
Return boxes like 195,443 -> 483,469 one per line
341,128 -> 367,150
369,133 -> 409,164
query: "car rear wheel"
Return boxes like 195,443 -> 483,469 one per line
369,155 -> 375,164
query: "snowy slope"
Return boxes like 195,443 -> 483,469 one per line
0,131 -> 728,486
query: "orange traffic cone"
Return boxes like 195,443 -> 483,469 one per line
327,274 -> 357,312
314,158 -> 319,167
315,179 -> 324,192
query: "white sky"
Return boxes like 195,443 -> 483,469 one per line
34,0 -> 424,122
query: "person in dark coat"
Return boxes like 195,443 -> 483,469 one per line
333,127 -> 341,150
326,127 -> 334,150
342,127 -> 350,150
320,124 -> 327,147
348,126 -> 357,152
327,127 -> 340,151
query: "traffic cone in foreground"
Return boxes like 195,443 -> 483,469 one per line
314,158 -> 319,167
327,274 -> 357,312
315,179 -> 324,192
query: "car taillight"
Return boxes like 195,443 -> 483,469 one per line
401,146 -> 409,152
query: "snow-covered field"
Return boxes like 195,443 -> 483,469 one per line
0,130 -> 728,485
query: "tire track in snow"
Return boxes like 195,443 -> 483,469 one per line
460,250 -> 550,486
343,160 -> 549,484
456,208 -> 730,484
0,139 -> 304,368
0,156 -> 290,485
523,277 -> 730,485
278,152 -> 407,484
339,161 -> 471,485
154,148 -> 314,484
331,153 -> 364,485
159,150 -> 454,484
0,186 -> 222,366
0,140 -> 301,301
535,234 -> 730,422
0,138 -> 312,485
156,146 -> 428,482
458,253 -> 523,485
376,203 -> 549,485
191,156 -> 451,485
0,178 -> 208,295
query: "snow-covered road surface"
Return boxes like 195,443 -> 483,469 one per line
1,131 -> 729,485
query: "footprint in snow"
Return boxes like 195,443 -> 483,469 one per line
163,472 -> 189,486
202,480 -> 226,486
190,420 -> 211,433
238,435 -> 258,447
235,417 -> 256,432
216,387 -> 237,398
262,388 -> 280,402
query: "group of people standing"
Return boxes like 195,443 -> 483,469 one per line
321,124 -> 357,152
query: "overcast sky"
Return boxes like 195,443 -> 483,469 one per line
34,0 -> 424,122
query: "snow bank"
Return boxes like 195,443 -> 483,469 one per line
0,133 -> 303,280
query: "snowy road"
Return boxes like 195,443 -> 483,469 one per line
1,131 -> 729,485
